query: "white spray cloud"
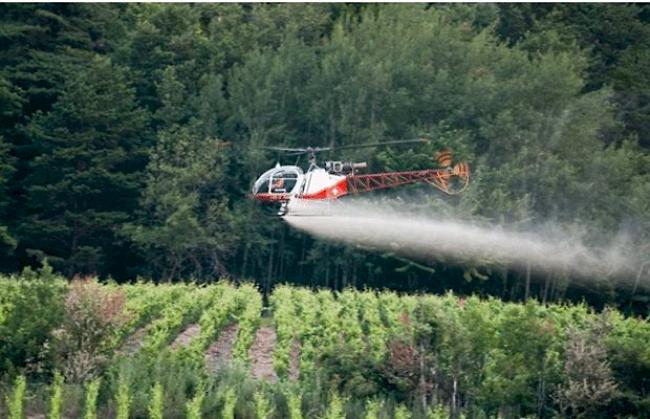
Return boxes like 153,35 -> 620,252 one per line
284,199 -> 649,290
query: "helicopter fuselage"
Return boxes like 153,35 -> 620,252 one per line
252,165 -> 349,204
251,144 -> 469,215
251,158 -> 470,216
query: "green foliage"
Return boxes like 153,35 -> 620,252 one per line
0,280 -> 648,417
254,390 -> 273,419
0,136 -> 16,255
222,387 -> 237,419
186,386 -> 205,419
21,54 -> 150,276
395,405 -> 411,419
232,284 -> 263,363
116,375 -> 130,419
148,382 -> 164,419
122,124 -> 237,281
0,3 -> 650,414
84,378 -> 101,419
285,389 -> 303,419
426,405 -> 451,419
364,399 -> 382,419
270,286 -> 302,376
5,375 -> 26,419
0,267 -> 67,374
0,3 -> 647,310
325,390 -> 346,419
479,302 -> 563,415
48,371 -> 64,419
187,282 -> 235,356
140,285 -> 214,354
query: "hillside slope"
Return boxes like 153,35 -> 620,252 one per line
0,275 -> 648,418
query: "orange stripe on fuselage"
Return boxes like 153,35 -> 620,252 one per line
301,178 -> 349,200
254,178 -> 349,202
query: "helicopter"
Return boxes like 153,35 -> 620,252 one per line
251,139 -> 470,216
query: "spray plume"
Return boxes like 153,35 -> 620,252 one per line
284,199 -> 649,291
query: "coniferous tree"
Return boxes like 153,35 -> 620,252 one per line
123,67 -> 237,281
0,76 -> 21,260
20,55 -> 150,276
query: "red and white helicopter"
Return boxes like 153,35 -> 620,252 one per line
251,139 -> 470,216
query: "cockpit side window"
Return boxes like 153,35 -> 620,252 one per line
253,167 -> 302,195
271,171 -> 298,193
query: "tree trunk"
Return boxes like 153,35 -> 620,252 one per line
501,268 -> 509,299
419,343 -> 427,411
525,262 -> 531,301
451,374 -> 458,417
542,274 -> 550,304
266,242 -> 274,296
241,243 -> 250,278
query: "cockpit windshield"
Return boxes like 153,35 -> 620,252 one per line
252,166 -> 303,195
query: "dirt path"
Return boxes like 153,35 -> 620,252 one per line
249,326 -> 278,383
205,323 -> 239,373
170,323 -> 201,350
288,338 -> 301,381
119,326 -> 149,356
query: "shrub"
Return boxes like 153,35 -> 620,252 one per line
254,390 -> 273,419
325,390 -> 345,419
116,375 -> 130,419
364,399 -> 382,419
148,382 -> 164,419
427,405 -> 451,419
394,405 -> 411,419
48,371 -> 64,419
84,378 -> 101,419
222,387 -> 237,419
285,389 -> 303,419
5,375 -> 26,419
0,266 -> 67,375
557,313 -> 619,417
383,339 -> 420,393
51,278 -> 128,383
186,387 -> 204,419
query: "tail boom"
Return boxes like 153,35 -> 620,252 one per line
347,164 -> 468,195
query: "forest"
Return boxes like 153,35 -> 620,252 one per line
1,3 -> 650,305
1,3 -> 650,418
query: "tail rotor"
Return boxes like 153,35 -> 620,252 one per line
432,149 -> 470,195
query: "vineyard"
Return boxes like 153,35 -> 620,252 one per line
1,269 -> 649,418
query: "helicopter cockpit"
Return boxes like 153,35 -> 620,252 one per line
252,165 -> 304,197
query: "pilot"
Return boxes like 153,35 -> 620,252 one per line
271,178 -> 286,193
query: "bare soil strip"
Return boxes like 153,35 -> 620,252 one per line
170,323 -> 201,350
249,326 -> 278,383
205,323 -> 239,373
288,338 -> 301,381
119,325 -> 149,356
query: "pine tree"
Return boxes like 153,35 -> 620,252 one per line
0,76 -> 22,263
21,55 -> 150,276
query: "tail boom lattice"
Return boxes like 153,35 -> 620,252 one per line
347,164 -> 468,196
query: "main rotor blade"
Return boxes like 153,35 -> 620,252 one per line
326,138 -> 429,151
263,138 -> 429,155
262,146 -> 308,153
